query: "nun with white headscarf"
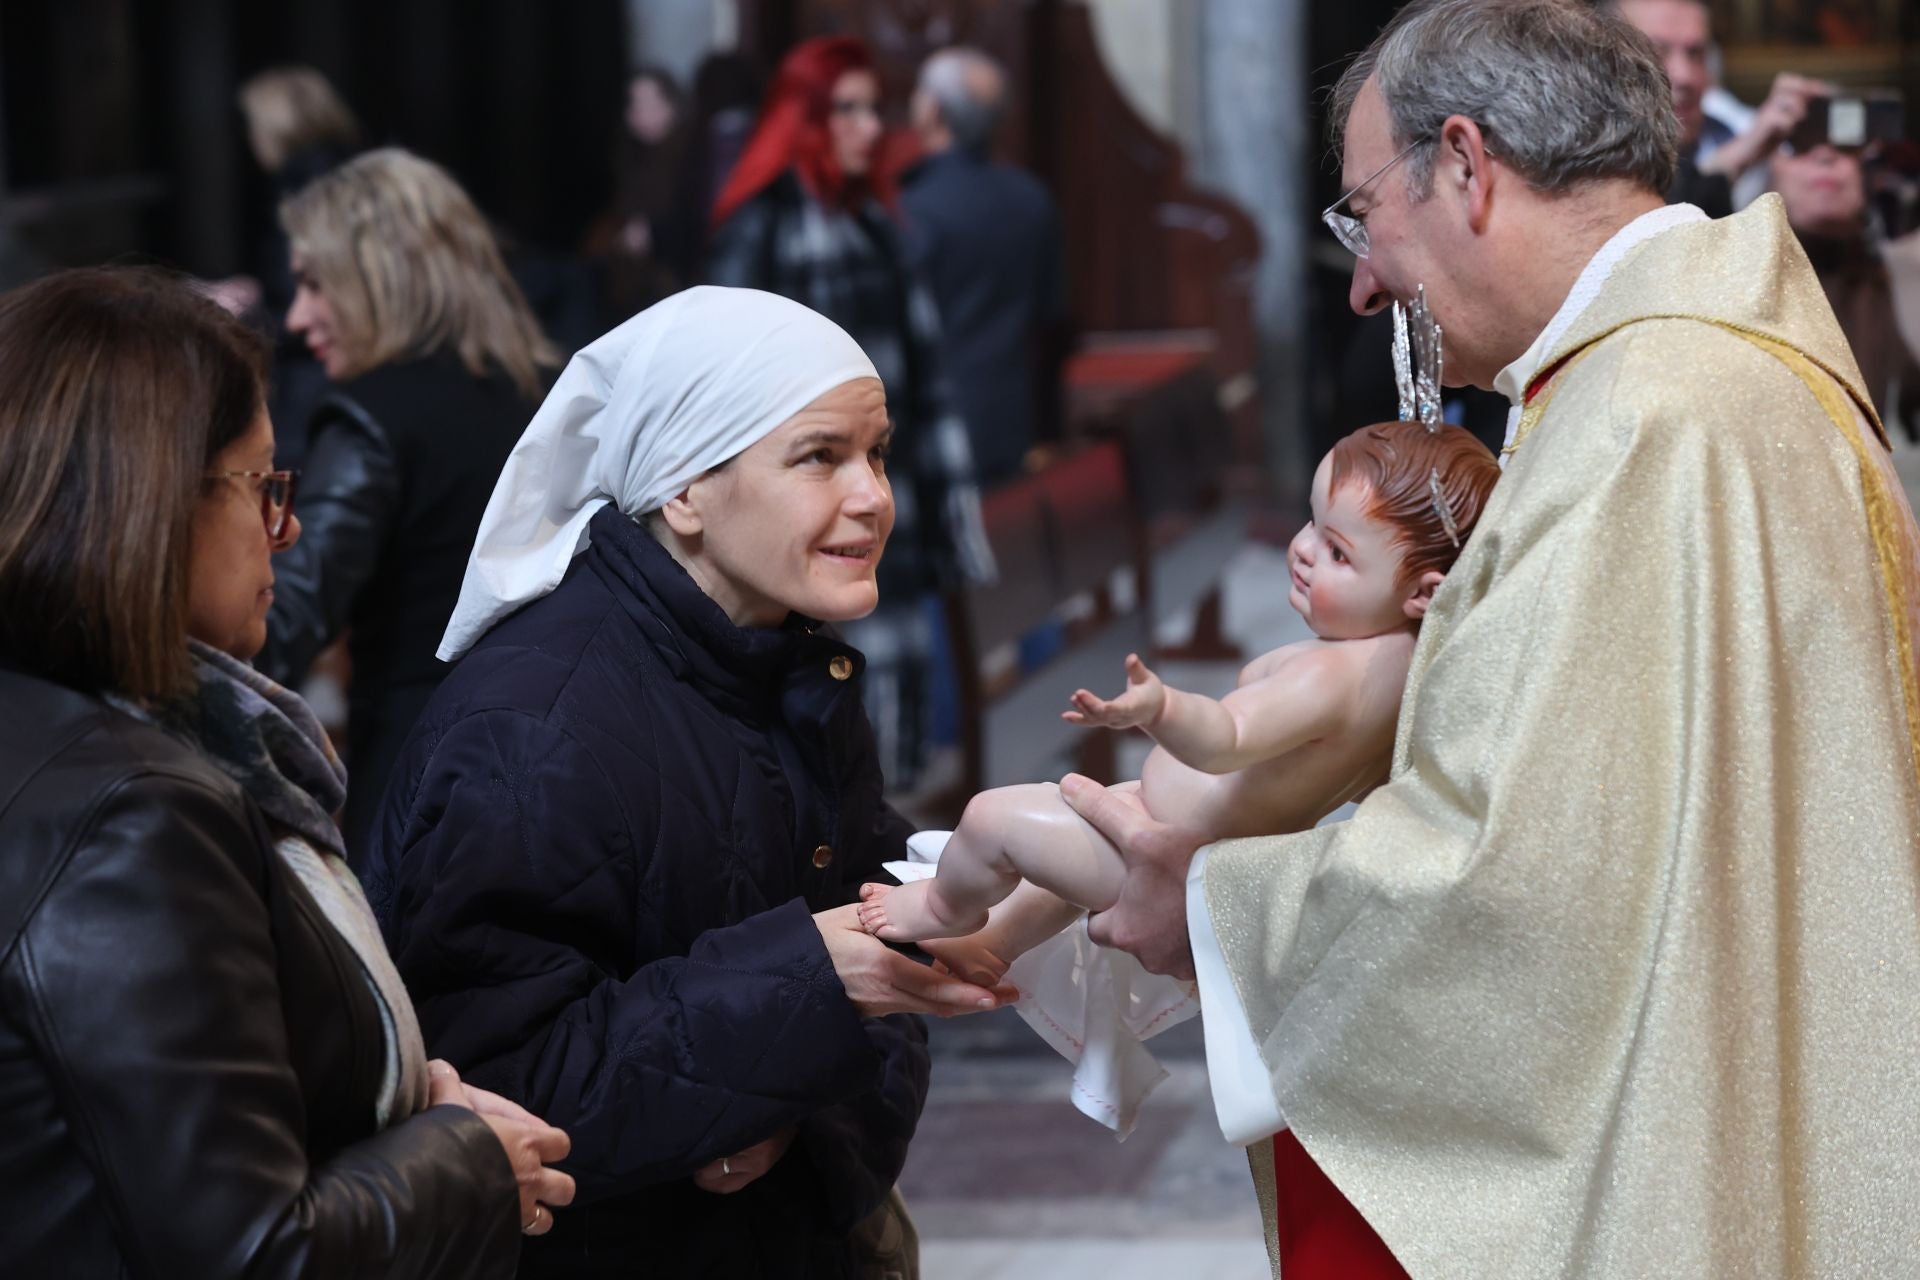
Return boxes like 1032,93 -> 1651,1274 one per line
359,287 -> 1011,1279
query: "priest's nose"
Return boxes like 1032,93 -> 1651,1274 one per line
1350,258 -> 1391,317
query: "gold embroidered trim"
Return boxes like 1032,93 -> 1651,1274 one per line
1245,1135 -> 1282,1278
1716,325 -> 1920,795
1500,348 -> 1598,458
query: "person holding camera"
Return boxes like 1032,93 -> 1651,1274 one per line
1608,0 -> 1831,214
1772,138 -> 1920,441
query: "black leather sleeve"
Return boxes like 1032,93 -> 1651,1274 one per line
256,395 -> 402,686
13,770 -> 521,1279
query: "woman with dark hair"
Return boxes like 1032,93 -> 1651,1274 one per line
687,53 -> 766,215
0,266 -> 573,1275
707,35 -> 993,790
585,66 -> 689,320
256,147 -> 557,852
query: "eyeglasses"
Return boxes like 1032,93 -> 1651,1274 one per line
206,469 -> 300,538
1321,139 -> 1428,259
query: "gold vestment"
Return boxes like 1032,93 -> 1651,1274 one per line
1203,197 -> 1920,1276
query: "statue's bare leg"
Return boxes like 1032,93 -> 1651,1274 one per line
858,783 -> 1126,943
910,881 -> 1089,987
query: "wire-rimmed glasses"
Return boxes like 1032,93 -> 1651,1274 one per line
206,469 -> 300,538
1321,139 -> 1426,259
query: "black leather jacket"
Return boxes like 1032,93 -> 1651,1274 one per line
0,667 -> 522,1278
256,355 -> 532,854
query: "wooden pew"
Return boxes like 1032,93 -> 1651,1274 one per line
943,439 -> 1148,802
1066,336 -> 1249,662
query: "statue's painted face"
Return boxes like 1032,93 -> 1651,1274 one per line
1288,455 -> 1432,640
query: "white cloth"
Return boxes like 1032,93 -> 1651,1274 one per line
1494,203 -> 1708,462
1700,87 -> 1770,211
887,831 -> 1199,1139
1184,844 -> 1284,1146
439,286 -> 880,660
1701,86 -> 1756,152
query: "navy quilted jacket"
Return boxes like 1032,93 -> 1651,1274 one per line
361,507 -> 928,1277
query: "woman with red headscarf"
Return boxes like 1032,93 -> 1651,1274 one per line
708,35 -> 993,792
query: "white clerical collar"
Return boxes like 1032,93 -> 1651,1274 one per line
1494,203 -> 1708,461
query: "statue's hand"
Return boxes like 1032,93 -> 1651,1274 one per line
1062,653 -> 1167,731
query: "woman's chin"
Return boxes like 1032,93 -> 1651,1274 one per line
204,626 -> 267,663
802,582 -> 880,624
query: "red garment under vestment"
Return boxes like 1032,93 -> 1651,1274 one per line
1270,1130 -> 1409,1278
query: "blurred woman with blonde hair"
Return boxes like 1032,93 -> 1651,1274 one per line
258,146 -> 557,852
239,66 -> 360,179
220,66 -> 362,463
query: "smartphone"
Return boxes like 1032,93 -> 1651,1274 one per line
1789,91 -> 1905,153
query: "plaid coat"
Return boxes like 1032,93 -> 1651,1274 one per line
707,173 -> 994,783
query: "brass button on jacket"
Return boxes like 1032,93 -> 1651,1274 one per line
828,655 -> 854,681
811,844 -> 834,868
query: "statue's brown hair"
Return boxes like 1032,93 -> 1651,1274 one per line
1328,421 -> 1500,587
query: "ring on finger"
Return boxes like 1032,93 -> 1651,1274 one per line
721,1157 -> 732,1176
522,1203 -> 545,1234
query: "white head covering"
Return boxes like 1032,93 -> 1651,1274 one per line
438,286 -> 880,661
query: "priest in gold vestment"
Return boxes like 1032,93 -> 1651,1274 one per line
1061,2 -> 1920,1276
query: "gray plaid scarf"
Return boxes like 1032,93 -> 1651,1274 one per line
117,643 -> 429,1127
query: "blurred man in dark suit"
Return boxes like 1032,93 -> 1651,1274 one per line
901,48 -> 1066,487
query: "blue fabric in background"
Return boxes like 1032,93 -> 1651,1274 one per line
924,596 -> 1068,751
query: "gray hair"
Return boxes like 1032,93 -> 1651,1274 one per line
918,48 -> 1006,151
1331,0 -> 1677,198
1594,0 -> 1710,17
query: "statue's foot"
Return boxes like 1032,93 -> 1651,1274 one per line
854,880 -> 989,942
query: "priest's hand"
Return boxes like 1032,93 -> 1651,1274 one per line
1060,773 -> 1201,980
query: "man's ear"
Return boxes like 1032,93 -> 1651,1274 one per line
658,485 -> 704,539
1403,569 -> 1446,621
1437,113 -> 1498,232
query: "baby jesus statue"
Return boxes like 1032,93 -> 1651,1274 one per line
859,420 -> 1501,985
